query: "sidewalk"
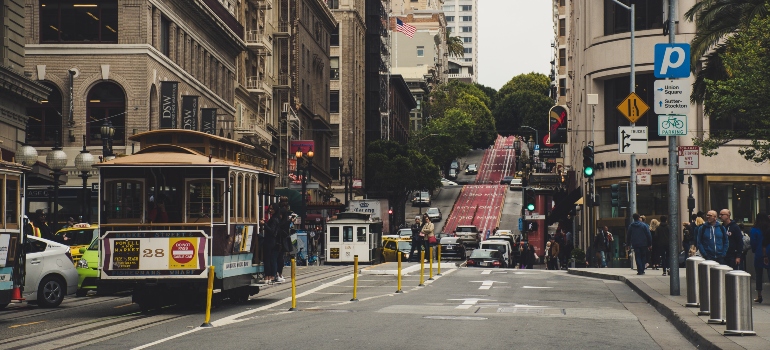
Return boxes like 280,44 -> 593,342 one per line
569,267 -> 770,350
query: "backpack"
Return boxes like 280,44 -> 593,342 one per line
742,233 -> 751,254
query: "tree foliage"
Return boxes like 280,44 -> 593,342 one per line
425,80 -> 496,153
446,31 -> 465,58
493,72 -> 553,136
695,11 -> 770,162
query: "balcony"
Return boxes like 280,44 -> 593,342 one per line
275,21 -> 291,37
246,76 -> 272,97
250,0 -> 272,10
245,30 -> 273,55
274,72 -> 291,89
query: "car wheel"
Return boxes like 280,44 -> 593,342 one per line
37,275 -> 66,308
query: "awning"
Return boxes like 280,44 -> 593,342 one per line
547,186 -> 582,226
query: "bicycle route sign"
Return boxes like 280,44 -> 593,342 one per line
654,79 -> 691,115
657,115 -> 687,136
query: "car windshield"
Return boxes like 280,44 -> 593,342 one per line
470,249 -> 498,259
457,227 -> 477,233
427,208 -> 439,214
397,241 -> 412,251
398,229 -> 412,237
482,243 -> 507,253
88,238 -> 99,250
504,176 -> 513,180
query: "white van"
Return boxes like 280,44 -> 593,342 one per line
479,240 -> 513,268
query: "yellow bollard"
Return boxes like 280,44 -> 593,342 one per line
429,247 -> 434,280
289,259 -> 297,311
419,251 -> 425,286
437,244 -> 442,276
396,250 -> 403,293
351,255 -> 359,301
200,265 -> 215,327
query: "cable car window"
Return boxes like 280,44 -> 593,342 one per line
343,226 -> 353,242
186,180 -> 224,222
329,226 -> 340,242
104,180 -> 143,221
356,227 -> 367,242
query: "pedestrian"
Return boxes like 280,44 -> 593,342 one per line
275,197 -> 293,282
61,217 -> 76,230
696,210 -> 728,264
720,209 -> 743,270
626,213 -> 652,275
545,241 -> 552,269
605,226 -> 614,265
682,222 -> 692,255
564,228 -> 574,269
25,209 -> 52,240
408,216 -> 424,262
750,212 -> 770,303
655,216 -> 671,276
420,214 -> 435,261
547,236 -> 560,270
649,219 -> 660,269
262,204 -> 280,283
525,244 -> 536,269
148,199 -> 168,223
593,228 -> 608,268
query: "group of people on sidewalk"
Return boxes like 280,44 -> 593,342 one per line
260,197 -> 295,283
408,214 -> 436,262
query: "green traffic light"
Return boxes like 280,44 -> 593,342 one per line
526,203 -> 535,211
584,167 -> 594,177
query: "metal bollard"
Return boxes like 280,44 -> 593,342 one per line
724,270 -> 756,336
708,265 -> 732,324
685,257 -> 705,307
697,260 -> 720,316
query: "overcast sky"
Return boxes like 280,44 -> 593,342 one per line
478,1 -> 553,90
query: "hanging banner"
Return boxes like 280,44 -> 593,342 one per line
201,108 -> 217,135
181,96 -> 199,131
290,140 -> 315,154
548,105 -> 568,144
160,81 -> 179,129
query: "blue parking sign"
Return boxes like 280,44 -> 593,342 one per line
654,43 -> 691,78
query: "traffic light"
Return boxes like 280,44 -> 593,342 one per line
582,145 -> 594,177
611,184 -> 620,208
388,207 -> 393,221
525,189 -> 536,211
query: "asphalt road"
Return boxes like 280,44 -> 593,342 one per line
53,267 -> 694,350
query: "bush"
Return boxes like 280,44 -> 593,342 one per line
571,248 -> 586,267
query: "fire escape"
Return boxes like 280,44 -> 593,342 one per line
274,0 -> 296,186
379,0 -> 391,140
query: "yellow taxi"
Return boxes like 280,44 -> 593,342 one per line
382,236 -> 412,262
54,224 -> 99,265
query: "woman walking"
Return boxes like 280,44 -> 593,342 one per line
750,213 -> 770,303
655,216 -> 671,276
262,204 -> 281,283
649,219 -> 660,269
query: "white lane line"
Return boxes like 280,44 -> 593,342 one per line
522,286 -> 553,289
481,270 -> 492,275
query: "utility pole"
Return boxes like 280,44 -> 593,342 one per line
667,0 -> 681,296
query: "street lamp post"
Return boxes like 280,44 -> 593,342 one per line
75,136 -> 95,223
101,119 -> 115,161
340,157 -> 354,207
296,147 -> 314,230
46,132 -> 68,228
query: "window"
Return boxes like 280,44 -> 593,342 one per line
443,5 -> 454,11
87,82 -> 126,146
463,47 -> 472,54
560,0 -> 565,6
461,16 -> 472,21
327,0 -> 339,9
331,124 -> 340,147
329,226 -> 340,242
160,16 -> 170,56
603,73 -> 664,144
343,226 -> 353,242
26,82 -> 62,146
559,78 -> 566,96
461,26 -> 472,32
464,58 -> 472,62
330,57 -> 339,79
330,27 -> 339,46
462,37 -> 472,43
446,16 -> 454,22
449,68 -> 460,74
4,178 -> 18,226
559,18 -> 565,36
461,5 -> 472,11
417,46 -> 424,57
710,183 -> 757,224
40,0 -> 118,43
186,180 -> 224,222
104,180 -> 143,221
604,0 -> 663,36
330,91 -> 339,113
559,48 -> 566,66
356,227 -> 367,242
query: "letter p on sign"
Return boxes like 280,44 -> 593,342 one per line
654,43 -> 691,78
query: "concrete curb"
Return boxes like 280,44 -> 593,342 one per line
568,269 -> 740,350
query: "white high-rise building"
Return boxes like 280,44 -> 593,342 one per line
442,0 -> 477,83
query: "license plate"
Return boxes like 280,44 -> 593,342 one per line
480,262 -> 489,267
446,245 -> 454,250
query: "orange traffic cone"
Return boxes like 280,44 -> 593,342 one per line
10,286 -> 24,301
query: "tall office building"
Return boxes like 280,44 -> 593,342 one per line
442,0 -> 477,83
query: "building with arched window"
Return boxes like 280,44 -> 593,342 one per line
23,0 -> 245,189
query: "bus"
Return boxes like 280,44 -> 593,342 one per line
94,129 -> 276,312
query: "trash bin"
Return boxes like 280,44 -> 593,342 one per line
724,270 -> 757,336
686,257 -> 705,307
697,260 -> 720,316
708,265 -> 733,324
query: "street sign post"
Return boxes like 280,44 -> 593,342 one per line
678,146 -> 700,169
616,92 -> 650,123
654,79 -> 691,115
636,168 -> 652,185
618,126 -> 648,154
657,115 -> 687,136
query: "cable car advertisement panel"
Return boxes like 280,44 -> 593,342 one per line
101,230 -> 209,278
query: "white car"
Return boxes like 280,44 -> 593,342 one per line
441,178 -> 458,186
22,236 -> 78,308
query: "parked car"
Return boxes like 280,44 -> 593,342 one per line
439,237 -> 467,260
448,168 -> 458,180
441,178 -> 458,186
500,176 -> 514,185
465,164 -> 478,175
382,236 -> 412,262
54,224 -> 99,265
426,207 -> 442,222
479,240 -> 514,267
455,225 -> 480,248
509,178 -> 523,191
411,191 -> 431,206
397,228 -> 413,238
466,249 -> 507,268
20,236 -> 79,307
450,160 -> 460,170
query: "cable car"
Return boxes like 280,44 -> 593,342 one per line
325,212 -> 383,264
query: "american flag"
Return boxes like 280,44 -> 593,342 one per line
396,18 -> 416,38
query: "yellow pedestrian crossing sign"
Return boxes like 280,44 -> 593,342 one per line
616,92 -> 650,123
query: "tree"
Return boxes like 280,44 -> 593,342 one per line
474,83 -> 498,111
446,31 -> 465,58
493,73 -> 552,136
424,81 -> 496,150
497,72 -> 550,97
415,108 -> 475,174
695,12 -> 770,162
428,80 -> 492,119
